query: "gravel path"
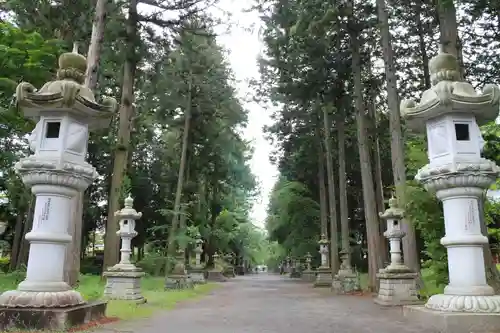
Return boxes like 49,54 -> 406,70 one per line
96,274 -> 432,333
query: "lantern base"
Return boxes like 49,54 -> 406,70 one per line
103,270 -> 145,303
165,274 -> 194,290
374,271 -> 421,306
332,271 -> 360,294
206,269 -> 227,282
0,289 -> 85,308
301,270 -> 316,282
314,267 -> 332,288
0,300 -> 106,331
222,266 -> 236,278
403,304 -> 500,333
188,268 -> 206,285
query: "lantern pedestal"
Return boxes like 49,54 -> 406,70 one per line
314,267 -> 332,288
165,251 -> 194,290
206,269 -> 227,282
188,267 -> 206,285
374,270 -> 421,306
332,251 -> 360,294
222,265 -> 236,278
103,268 -> 145,304
301,270 -> 316,282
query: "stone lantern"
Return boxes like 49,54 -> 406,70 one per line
301,252 -> 316,282
188,235 -> 206,284
332,248 -> 360,294
401,51 -> 500,332
166,248 -> 193,289
0,46 -> 116,330
103,195 -> 145,303
374,196 -> 419,306
314,234 -> 332,287
223,253 -> 236,278
207,251 -> 227,282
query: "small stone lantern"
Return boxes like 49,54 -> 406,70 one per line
223,253 -> 236,278
314,234 -> 332,287
188,235 -> 206,284
206,252 -> 227,282
400,50 -> 500,327
379,196 -> 407,272
374,196 -> 420,306
305,252 -> 312,271
103,195 -> 145,303
0,45 -> 116,314
318,234 -> 329,268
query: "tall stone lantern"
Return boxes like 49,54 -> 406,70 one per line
314,234 -> 332,287
103,195 -> 145,303
374,196 -> 419,306
0,47 -> 116,330
401,51 -> 500,332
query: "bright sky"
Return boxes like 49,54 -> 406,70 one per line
211,0 -> 279,229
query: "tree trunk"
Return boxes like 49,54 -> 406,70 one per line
337,109 -> 351,269
348,19 -> 382,292
9,213 -> 24,272
85,0 -> 108,90
368,98 -> 388,266
17,196 -> 35,270
322,105 -> 339,273
103,0 -> 138,271
318,141 -> 328,241
415,0 -> 431,90
165,73 -> 192,272
376,0 -> 420,273
480,194 -> 500,292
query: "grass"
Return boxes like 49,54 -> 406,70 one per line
0,272 -> 219,321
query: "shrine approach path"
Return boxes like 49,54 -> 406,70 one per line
95,274 -> 433,333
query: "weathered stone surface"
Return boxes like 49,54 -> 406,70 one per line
404,304 -> 500,333
0,300 -> 106,331
301,270 -> 316,282
103,270 -> 146,303
165,274 -> 194,290
313,268 -> 332,288
332,271 -> 360,294
206,270 -> 227,282
374,271 -> 421,306
188,268 -> 206,285
223,266 -> 236,278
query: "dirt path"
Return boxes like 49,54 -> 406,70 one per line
95,274 -> 432,333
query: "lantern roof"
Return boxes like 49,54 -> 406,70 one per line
379,196 -> 404,220
115,194 -> 142,220
400,51 -> 499,132
15,43 -> 117,130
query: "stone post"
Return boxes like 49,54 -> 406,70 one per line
400,51 -> 500,332
103,195 -> 145,303
374,196 -> 419,305
188,236 -> 206,284
314,234 -> 332,287
0,47 -> 116,330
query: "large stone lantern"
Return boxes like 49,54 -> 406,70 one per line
0,46 -> 116,330
401,50 -> 500,332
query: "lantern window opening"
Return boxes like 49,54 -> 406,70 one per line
45,122 -> 61,138
454,123 -> 470,141
394,220 -> 399,226
124,220 -> 128,225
